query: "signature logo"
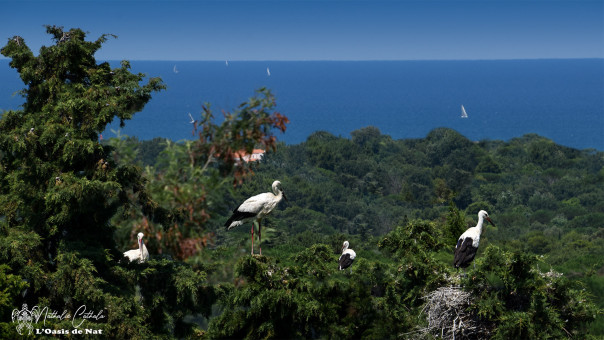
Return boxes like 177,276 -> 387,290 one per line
11,304 -> 37,335
10,303 -> 105,335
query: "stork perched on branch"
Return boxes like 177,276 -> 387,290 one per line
123,232 -> 149,263
225,180 -> 287,255
454,210 -> 495,269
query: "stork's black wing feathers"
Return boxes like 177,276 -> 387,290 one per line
453,237 -> 478,268
224,204 -> 258,228
339,253 -> 354,270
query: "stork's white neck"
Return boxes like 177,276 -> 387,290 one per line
476,214 -> 485,232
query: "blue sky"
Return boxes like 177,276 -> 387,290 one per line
2,0 -> 603,61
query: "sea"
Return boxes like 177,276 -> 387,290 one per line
1,59 -> 603,150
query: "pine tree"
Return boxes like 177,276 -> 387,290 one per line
461,245 -> 598,339
0,26 -> 201,337
208,245 -> 380,339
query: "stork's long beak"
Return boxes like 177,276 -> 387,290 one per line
486,217 -> 496,227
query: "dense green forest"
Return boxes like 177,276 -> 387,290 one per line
109,125 -> 604,338
1,27 -> 602,339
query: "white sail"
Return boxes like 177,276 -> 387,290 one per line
173,65 -> 179,74
225,60 -> 229,66
461,105 -> 468,118
267,67 -> 271,76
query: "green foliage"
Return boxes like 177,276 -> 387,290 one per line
0,264 -> 28,338
209,246 -> 394,339
379,219 -> 448,308
463,245 -> 598,339
0,26 -> 212,338
444,201 -> 467,250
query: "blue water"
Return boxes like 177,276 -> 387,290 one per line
1,59 -> 603,150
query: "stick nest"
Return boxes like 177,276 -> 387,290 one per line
417,285 -> 491,340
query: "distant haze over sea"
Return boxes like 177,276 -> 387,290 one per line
1,59 -> 602,150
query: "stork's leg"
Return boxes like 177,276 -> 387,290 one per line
258,220 -> 262,256
250,223 -> 255,255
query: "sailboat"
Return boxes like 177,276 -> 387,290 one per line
461,105 -> 468,118
266,67 -> 271,76
173,65 -> 179,74
225,60 -> 229,66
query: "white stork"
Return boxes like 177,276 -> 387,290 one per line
453,210 -> 495,269
225,180 -> 286,255
123,232 -> 149,263
338,241 -> 356,271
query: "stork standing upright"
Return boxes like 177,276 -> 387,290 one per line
338,241 -> 356,271
225,180 -> 287,255
123,232 -> 149,263
453,210 -> 495,269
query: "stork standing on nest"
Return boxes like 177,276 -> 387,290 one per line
123,232 -> 149,263
453,210 -> 495,269
225,180 -> 287,255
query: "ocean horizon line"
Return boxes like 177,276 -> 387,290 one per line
1,57 -> 603,63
